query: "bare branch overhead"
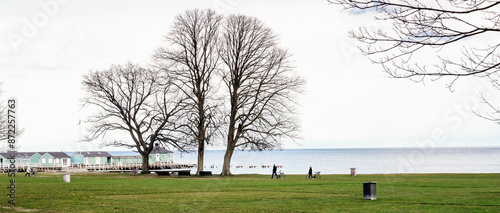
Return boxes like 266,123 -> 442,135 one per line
330,0 -> 500,87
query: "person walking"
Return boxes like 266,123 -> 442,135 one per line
271,164 -> 278,179
308,166 -> 313,179
25,166 -> 31,177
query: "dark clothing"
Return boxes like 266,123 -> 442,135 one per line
308,167 -> 313,178
271,165 -> 278,179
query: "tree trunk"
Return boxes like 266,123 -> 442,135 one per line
221,143 -> 235,176
196,139 -> 204,175
195,94 -> 206,176
141,154 -> 150,174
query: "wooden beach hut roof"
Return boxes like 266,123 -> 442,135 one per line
74,151 -> 112,157
0,152 -> 38,158
42,152 -> 70,158
16,152 -> 37,158
0,153 -> 11,158
151,146 -> 173,154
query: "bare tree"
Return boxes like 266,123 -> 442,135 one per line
82,62 -> 188,174
218,15 -> 305,176
330,0 -> 500,88
154,9 -> 223,175
0,83 -> 24,151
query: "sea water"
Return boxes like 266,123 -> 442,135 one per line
106,147 -> 500,174
167,147 -> 500,175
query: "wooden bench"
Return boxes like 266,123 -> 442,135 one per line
153,169 -> 191,177
177,171 -> 191,177
156,171 -> 170,177
199,171 -> 213,176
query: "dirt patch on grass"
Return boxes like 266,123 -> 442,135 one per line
0,204 -> 44,212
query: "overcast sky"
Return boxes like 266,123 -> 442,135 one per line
1,0 -> 500,152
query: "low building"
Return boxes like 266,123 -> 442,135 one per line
150,146 -> 174,164
111,146 -> 174,166
40,152 -> 71,168
71,151 -> 112,165
0,152 -> 41,170
0,146 -> 175,171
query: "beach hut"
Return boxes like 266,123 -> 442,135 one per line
0,152 -> 41,169
39,152 -> 71,167
0,153 -> 11,170
149,146 -> 174,163
28,152 -> 42,167
71,151 -> 112,165
18,152 -> 41,167
111,146 -> 174,168
15,152 -> 30,165
17,152 -> 40,170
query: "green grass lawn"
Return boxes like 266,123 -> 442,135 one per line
0,172 -> 499,212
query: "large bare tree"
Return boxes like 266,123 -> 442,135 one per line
82,63 -> 188,174
330,0 -> 500,88
154,9 -> 223,175
219,15 -> 305,176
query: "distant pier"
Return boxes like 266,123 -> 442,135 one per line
3,163 -> 284,173
2,162 -> 196,173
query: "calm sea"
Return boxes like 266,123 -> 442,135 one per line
107,147 -> 500,175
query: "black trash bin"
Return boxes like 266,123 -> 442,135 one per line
363,182 -> 377,200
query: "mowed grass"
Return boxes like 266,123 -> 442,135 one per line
0,172 -> 499,212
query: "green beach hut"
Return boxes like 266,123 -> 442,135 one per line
39,152 -> 71,167
0,153 -> 11,170
111,145 -> 174,167
71,151 -> 112,165
0,152 -> 41,169
149,146 -> 174,163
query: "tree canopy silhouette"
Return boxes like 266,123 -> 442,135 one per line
331,0 -> 500,88
154,9 -> 224,176
82,63 -> 188,174
219,14 -> 305,176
